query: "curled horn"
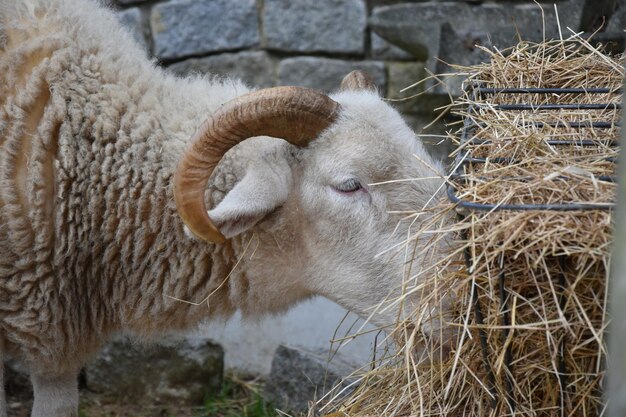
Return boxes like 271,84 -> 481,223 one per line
340,70 -> 377,92
174,87 -> 341,243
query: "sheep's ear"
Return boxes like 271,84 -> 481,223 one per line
208,163 -> 292,239
340,70 -> 378,93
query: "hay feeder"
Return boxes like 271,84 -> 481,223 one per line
446,80 -> 619,416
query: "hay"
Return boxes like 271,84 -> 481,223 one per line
320,37 -> 621,417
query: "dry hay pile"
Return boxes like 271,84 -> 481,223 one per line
320,38 -> 621,417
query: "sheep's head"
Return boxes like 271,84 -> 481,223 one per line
175,71 -> 446,327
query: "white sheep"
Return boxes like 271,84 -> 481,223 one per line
0,0 -> 447,415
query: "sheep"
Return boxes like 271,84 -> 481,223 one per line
0,0 -> 448,415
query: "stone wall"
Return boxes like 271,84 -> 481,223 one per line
114,0 -> 623,151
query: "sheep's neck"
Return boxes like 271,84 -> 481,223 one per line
100,100 -> 245,334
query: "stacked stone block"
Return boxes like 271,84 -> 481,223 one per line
113,0 -> 624,158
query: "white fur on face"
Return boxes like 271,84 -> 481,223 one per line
216,92 -> 446,328
296,92 -> 445,326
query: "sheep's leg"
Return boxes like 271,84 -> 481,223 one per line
31,370 -> 78,417
0,336 -> 6,417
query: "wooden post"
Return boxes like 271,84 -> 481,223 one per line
607,76 -> 626,417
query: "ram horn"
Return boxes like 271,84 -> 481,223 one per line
174,86 -> 341,243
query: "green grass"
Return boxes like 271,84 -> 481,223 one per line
77,374 -> 277,417
201,375 -> 275,417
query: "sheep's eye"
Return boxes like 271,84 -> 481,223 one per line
334,178 -> 362,193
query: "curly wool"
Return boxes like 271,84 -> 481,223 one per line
0,0 -> 251,372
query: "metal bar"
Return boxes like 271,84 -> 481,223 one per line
464,242 -> 498,410
557,257 -> 569,417
475,121 -> 618,129
545,139 -> 618,146
492,103 -> 621,111
446,185 -> 615,211
498,253 -> 515,414
469,138 -> 618,146
462,157 -> 518,164
478,87 -> 619,94
461,156 -> 617,165
449,173 -> 616,183
447,95 -> 479,180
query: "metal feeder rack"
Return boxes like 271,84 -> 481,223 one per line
446,84 -> 620,415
